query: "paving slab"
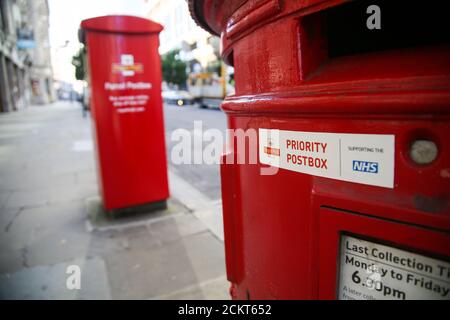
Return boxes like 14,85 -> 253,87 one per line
85,196 -> 187,232
147,213 -> 208,245
0,257 -> 111,300
3,189 -> 51,209
0,192 -> 11,208
104,232 -> 225,300
152,276 -> 230,300
0,102 -> 228,300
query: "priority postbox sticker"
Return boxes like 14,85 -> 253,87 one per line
259,129 -> 395,188
338,235 -> 450,300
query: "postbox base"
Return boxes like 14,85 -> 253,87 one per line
106,200 -> 168,217
84,197 -> 190,232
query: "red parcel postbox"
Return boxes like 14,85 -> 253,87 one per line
80,16 -> 169,212
190,0 -> 450,299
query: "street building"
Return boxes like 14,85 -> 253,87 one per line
26,0 -> 55,105
0,0 -> 54,113
145,0 -> 234,108
145,0 -> 219,73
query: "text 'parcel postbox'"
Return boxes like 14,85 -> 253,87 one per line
80,16 -> 169,212
190,0 -> 450,299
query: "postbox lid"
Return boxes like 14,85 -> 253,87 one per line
188,0 -> 243,36
80,15 -> 163,34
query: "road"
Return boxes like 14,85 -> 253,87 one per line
164,103 -> 227,200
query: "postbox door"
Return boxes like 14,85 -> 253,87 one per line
318,207 -> 450,300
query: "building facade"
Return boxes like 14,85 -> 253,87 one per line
145,0 -> 220,71
26,0 -> 54,105
0,0 -> 54,113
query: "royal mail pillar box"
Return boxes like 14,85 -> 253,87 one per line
80,16 -> 169,212
190,0 -> 450,299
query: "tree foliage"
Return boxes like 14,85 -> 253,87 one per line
207,59 -> 222,76
72,47 -> 188,86
161,49 -> 187,88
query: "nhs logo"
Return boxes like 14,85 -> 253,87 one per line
352,160 -> 379,173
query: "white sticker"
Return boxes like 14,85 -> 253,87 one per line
259,129 -> 395,188
339,235 -> 450,300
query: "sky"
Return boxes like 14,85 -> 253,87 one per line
48,0 -> 148,86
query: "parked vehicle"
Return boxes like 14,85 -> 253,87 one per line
187,71 -> 234,109
162,90 -> 194,106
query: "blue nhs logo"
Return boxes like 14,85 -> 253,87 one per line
352,160 -> 379,173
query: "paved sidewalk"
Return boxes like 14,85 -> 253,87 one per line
0,102 -> 228,299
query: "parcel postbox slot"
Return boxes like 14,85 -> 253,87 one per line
305,45 -> 450,85
298,0 -> 450,81
325,0 -> 450,58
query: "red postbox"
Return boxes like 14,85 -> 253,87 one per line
80,16 -> 169,212
190,0 -> 450,299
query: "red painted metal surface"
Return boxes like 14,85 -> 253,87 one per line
81,16 -> 169,211
191,0 -> 450,299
